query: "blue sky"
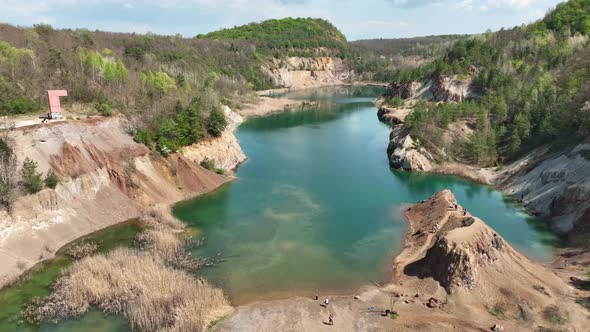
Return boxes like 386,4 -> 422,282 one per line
0,0 -> 565,40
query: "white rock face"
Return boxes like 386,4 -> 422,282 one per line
387,126 -> 434,171
497,144 -> 590,233
262,56 -> 351,89
181,106 -> 247,170
387,75 -> 479,102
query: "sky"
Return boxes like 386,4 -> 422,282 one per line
0,0 -> 566,40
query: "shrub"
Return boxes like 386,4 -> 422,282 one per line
95,103 -> 113,116
388,96 -> 403,108
200,158 -> 215,171
65,240 -> 100,259
206,108 -> 227,137
542,305 -> 568,324
133,129 -> 153,145
1,96 -> 36,115
20,158 -> 43,194
44,169 -> 59,189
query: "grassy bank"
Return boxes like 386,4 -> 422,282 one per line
0,220 -> 143,332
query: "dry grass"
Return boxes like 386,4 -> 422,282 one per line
140,205 -> 186,231
134,229 -> 219,272
23,205 -> 229,330
64,240 -> 100,259
136,229 -> 183,260
25,248 -> 232,331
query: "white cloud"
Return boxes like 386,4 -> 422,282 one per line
488,0 -> 535,8
449,0 -> 539,12
453,0 -> 474,11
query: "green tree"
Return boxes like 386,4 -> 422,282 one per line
206,108 -> 227,137
0,41 -> 34,79
96,103 -> 113,116
140,70 -> 177,94
44,169 -> 59,189
20,157 -> 43,194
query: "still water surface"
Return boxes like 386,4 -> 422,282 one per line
174,86 -> 557,304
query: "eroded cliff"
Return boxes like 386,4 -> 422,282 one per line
0,109 -> 246,286
262,56 -> 352,90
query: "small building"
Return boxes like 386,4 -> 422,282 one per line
47,90 -> 67,119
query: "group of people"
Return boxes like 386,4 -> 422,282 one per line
319,297 -> 334,325
449,199 -> 468,216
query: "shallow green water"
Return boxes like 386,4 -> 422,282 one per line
0,221 -> 141,332
173,86 -> 558,304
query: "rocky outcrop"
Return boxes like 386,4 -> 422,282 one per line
375,97 -> 412,125
387,126 -> 434,171
181,106 -> 247,170
0,112 -> 243,286
262,56 -> 352,90
496,144 -> 590,237
386,76 -> 478,102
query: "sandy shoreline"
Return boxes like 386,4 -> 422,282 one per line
237,95 -> 304,118
213,190 -> 590,331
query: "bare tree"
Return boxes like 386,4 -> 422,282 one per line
0,118 -> 17,211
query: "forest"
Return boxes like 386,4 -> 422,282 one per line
384,0 -> 590,166
0,17 -> 466,156
199,18 -> 348,56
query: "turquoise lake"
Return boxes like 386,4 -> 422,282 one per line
173,86 -> 558,304
0,86 -> 558,331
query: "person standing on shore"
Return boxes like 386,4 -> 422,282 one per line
324,297 -> 329,307
328,313 -> 334,325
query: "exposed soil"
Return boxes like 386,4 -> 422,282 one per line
0,115 -> 236,287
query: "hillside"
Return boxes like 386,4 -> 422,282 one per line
351,35 -> 468,78
382,0 -> 590,162
0,18 -> 359,157
199,18 -> 348,56
378,0 -> 590,237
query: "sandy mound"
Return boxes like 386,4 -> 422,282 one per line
393,190 -> 588,331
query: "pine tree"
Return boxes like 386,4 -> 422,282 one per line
20,157 -> 42,194
207,108 -> 227,137
44,169 -> 59,189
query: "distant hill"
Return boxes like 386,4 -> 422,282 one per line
199,18 -> 348,56
351,35 -> 469,58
